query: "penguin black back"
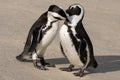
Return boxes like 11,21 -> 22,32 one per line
26,12 -> 48,52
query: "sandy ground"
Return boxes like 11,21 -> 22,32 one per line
0,0 -> 120,80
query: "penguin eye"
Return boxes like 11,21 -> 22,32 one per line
53,16 -> 62,20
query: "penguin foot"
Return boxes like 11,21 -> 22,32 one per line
16,55 -> 27,62
39,57 -> 55,67
60,67 -> 72,72
33,60 -> 48,70
93,59 -> 98,68
16,54 -> 32,62
45,62 -> 55,67
39,66 -> 48,70
73,69 -> 84,77
60,65 -> 74,72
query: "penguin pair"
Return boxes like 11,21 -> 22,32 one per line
59,4 -> 98,77
16,5 -> 70,70
16,4 -> 98,77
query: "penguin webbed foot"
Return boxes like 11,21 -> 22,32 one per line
73,68 -> 84,77
16,52 -> 32,62
39,66 -> 48,70
60,64 -> 74,72
33,60 -> 48,70
39,57 -> 55,67
45,62 -> 56,67
16,55 -> 26,62
16,54 -> 31,62
60,67 -> 72,72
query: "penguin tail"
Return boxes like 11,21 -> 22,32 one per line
91,58 -> 98,68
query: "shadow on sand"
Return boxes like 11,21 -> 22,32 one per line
93,55 -> 120,73
46,55 -> 120,73
18,55 -> 120,73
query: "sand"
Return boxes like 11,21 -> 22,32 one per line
0,0 -> 120,80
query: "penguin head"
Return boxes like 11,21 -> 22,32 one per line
48,5 -> 70,22
66,4 -> 84,21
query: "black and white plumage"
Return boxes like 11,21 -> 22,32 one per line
16,5 -> 69,70
59,4 -> 98,77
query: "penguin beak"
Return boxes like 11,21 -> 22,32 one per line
63,12 -> 71,23
66,9 -> 72,16
59,9 -> 71,23
64,9 -> 71,23
66,9 -> 70,14
54,15 -> 71,23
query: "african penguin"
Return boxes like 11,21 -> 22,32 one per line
59,4 -> 98,77
16,5 -> 70,70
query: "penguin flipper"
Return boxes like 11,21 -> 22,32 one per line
78,40 -> 87,64
90,57 -> 98,68
28,27 -> 42,52
23,12 -> 48,53
78,22 -> 98,68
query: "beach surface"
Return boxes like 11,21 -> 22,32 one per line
0,0 -> 120,80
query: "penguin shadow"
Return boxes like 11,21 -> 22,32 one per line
90,55 -> 120,73
46,58 -> 69,65
46,55 -> 120,73
18,55 -> 120,73
18,57 -> 69,64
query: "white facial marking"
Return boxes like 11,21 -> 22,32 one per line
48,11 -> 65,20
69,15 -> 81,26
68,4 -> 84,27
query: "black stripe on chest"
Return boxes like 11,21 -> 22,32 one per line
42,20 -> 58,35
37,20 -> 58,43
65,22 -> 82,52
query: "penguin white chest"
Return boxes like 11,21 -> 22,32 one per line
59,25 -> 83,67
41,22 -> 59,47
